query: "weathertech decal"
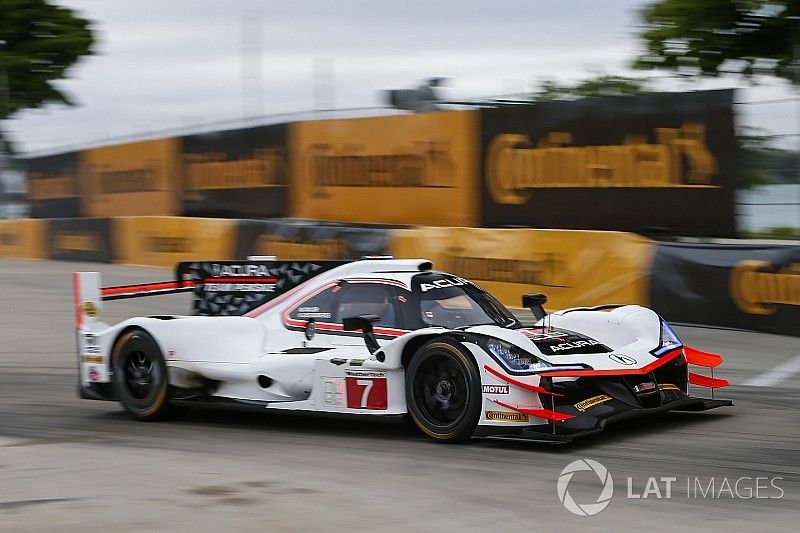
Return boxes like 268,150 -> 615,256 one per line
485,410 -> 528,422
574,394 -> 612,412
482,384 -> 510,394
521,327 -> 612,355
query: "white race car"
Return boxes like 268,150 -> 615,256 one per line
74,258 -> 730,443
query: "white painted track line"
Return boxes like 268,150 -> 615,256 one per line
743,354 -> 800,387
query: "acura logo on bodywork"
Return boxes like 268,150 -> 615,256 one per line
609,354 -> 637,366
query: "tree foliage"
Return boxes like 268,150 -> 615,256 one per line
634,0 -> 800,84
532,75 -> 649,101
0,0 -> 94,120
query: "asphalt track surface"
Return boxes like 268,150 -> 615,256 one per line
0,259 -> 798,532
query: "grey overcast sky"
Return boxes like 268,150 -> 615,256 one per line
5,0 -> 798,154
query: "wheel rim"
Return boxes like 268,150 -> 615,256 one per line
413,352 -> 469,428
124,349 -> 157,399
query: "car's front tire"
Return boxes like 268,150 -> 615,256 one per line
406,338 -> 482,443
112,329 -> 172,421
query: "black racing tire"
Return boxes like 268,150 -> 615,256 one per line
405,338 -> 482,443
112,329 -> 172,421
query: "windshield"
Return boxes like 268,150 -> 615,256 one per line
411,272 -> 519,329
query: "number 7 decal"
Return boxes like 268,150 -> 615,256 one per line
345,375 -> 388,410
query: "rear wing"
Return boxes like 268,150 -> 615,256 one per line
72,259 -> 349,328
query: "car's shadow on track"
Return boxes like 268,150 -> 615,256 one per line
94,404 -> 733,451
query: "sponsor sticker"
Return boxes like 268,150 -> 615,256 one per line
82,301 -> 99,318
485,410 -> 529,422
345,373 -> 388,409
482,384 -> 510,395
634,382 -> 657,393
348,359 -> 365,367
81,354 -> 105,364
322,378 -> 346,406
575,394 -> 613,412
88,365 -> 101,382
658,383 -> 681,392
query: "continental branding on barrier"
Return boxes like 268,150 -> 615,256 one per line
291,111 -> 478,226
253,235 -> 347,260
390,227 -> 654,310
113,217 -> 236,267
183,147 -> 286,192
0,220 -> 46,259
441,252 -> 571,288
308,140 -> 455,197
27,173 -> 78,200
486,122 -> 719,205
53,231 -> 100,253
729,260 -> 800,315
80,139 -> 180,217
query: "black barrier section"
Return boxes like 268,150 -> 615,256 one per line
177,260 -> 347,316
650,243 -> 800,336
235,219 -> 392,260
46,218 -> 114,263
26,152 -> 81,218
479,90 -> 738,237
180,124 -> 288,218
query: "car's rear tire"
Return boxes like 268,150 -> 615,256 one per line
112,329 -> 172,421
406,338 -> 482,443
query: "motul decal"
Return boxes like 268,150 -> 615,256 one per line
482,384 -> 510,394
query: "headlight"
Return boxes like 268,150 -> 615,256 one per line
655,319 -> 682,355
485,338 -> 551,372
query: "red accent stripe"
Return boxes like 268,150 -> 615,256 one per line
684,346 -> 724,368
100,280 -> 196,296
101,281 -> 181,296
492,399 -> 575,422
688,372 -> 729,388
483,365 -> 563,396
203,277 -> 277,284
72,272 -> 82,329
539,348 -> 684,377
246,279 -> 326,317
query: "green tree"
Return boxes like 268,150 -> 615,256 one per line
0,0 -> 94,120
634,0 -> 800,83
532,74 -> 649,101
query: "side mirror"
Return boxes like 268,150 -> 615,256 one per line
304,318 -> 316,341
342,314 -> 381,353
522,293 -> 548,322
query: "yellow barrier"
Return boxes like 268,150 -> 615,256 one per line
289,110 -> 479,226
113,216 -> 237,267
80,138 -> 181,217
390,227 -> 655,310
0,219 -> 47,260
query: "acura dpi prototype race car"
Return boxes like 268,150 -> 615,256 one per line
74,257 -> 731,443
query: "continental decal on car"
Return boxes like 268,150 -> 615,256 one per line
575,394 -> 612,412
485,410 -> 529,422
729,259 -> 800,315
